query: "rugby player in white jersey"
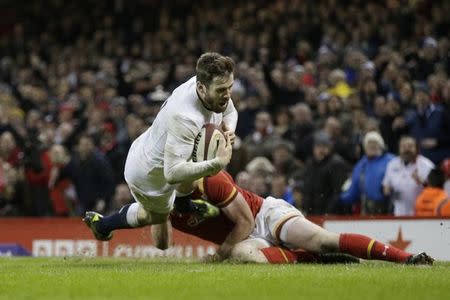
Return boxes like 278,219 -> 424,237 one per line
83,53 -> 237,241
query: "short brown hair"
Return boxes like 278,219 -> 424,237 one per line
196,52 -> 235,86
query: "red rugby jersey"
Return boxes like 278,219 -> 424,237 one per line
170,171 -> 263,244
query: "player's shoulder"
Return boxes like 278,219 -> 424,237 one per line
202,171 -> 238,206
173,76 -> 197,93
166,78 -> 204,117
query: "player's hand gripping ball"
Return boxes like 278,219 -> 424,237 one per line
192,123 -> 226,162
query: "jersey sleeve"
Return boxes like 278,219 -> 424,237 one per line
164,114 -> 222,183
200,171 -> 238,207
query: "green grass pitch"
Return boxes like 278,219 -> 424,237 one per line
1,258 -> 449,300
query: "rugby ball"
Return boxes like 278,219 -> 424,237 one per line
192,124 -> 225,162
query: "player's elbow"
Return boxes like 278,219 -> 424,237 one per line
165,174 -> 179,185
164,167 -> 181,185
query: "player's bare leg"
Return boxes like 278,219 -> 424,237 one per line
282,217 -> 340,253
229,237 -> 359,264
151,220 -> 173,250
281,216 -> 433,265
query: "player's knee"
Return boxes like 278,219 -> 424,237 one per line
136,206 -> 151,225
317,231 -> 340,253
230,243 -> 266,263
230,244 -> 254,262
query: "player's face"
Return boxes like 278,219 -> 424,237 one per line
203,74 -> 234,113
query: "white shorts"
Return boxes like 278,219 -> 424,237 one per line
249,196 -> 303,246
124,138 -> 176,214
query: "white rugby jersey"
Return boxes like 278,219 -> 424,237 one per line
130,76 -> 237,183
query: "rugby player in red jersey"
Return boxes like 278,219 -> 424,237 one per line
161,171 -> 433,265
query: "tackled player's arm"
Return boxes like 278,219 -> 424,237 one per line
216,192 -> 255,260
164,114 -> 227,184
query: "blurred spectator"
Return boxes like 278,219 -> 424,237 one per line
415,168 -> 450,217
286,103 -> 314,162
235,171 -> 251,191
272,141 -> 303,183
383,136 -> 434,216
292,181 -> 305,209
66,135 -> 114,214
235,94 -> 261,138
273,107 -> 292,138
23,139 -> 52,216
302,131 -> 351,215
245,156 -> 275,180
441,159 -> 450,196
417,37 -> 439,81
247,174 -> 269,198
48,144 -> 77,216
262,62 -> 303,111
0,131 -> 22,168
99,121 -> 128,184
404,88 -> 450,164
323,116 -> 358,164
106,183 -> 133,214
270,175 -> 295,205
340,131 -> 394,215
360,79 -> 378,117
1,0 -> 450,216
122,114 -> 148,149
227,136 -> 249,179
328,69 -> 354,100
243,111 -> 281,160
380,95 -> 405,153
245,157 -> 274,199
0,161 -> 25,216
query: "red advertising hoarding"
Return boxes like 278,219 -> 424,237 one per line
1,217 -> 449,260
0,218 -> 217,258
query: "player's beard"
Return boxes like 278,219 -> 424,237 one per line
204,94 -> 228,113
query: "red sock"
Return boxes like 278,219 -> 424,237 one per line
260,247 -> 320,264
339,233 -> 412,263
260,247 -> 298,264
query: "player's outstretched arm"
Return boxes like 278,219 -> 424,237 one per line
164,131 -> 232,184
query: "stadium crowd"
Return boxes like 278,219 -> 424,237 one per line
0,0 -> 449,217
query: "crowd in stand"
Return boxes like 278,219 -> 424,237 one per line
0,0 -> 449,217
